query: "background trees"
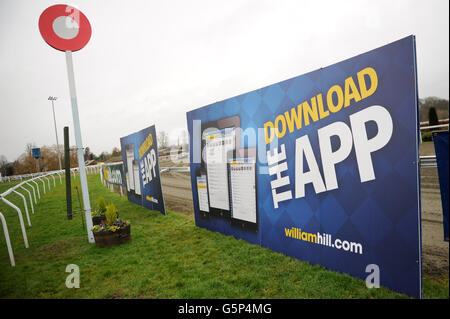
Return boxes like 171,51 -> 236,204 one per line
420,97 -> 448,122
157,131 -> 169,149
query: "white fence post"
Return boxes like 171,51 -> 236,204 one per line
0,212 -> 15,267
43,176 -> 51,190
12,190 -> 31,227
32,180 -> 41,199
38,177 -> 46,194
0,197 -> 29,248
26,182 -> 37,204
20,186 -> 34,215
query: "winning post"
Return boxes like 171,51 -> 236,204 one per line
39,4 -> 94,243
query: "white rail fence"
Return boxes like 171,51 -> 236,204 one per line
0,165 -> 102,267
419,123 -> 448,168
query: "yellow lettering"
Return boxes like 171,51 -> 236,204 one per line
265,67 -> 378,143
284,228 -> 293,237
316,93 -> 329,119
284,105 -> 302,133
264,121 -> 275,144
327,85 -> 344,113
139,133 -> 153,159
344,76 -> 362,107
302,231 -> 308,241
302,99 -> 319,126
275,114 -> 286,139
357,67 -> 378,99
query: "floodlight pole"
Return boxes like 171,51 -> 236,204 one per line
49,96 -> 63,171
65,50 -> 94,243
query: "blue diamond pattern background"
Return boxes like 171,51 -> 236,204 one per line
186,36 -> 421,298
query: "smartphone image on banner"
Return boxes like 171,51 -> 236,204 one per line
203,128 -> 234,212
200,116 -> 240,220
228,147 -> 258,232
125,144 -> 135,192
132,159 -> 141,197
195,167 -> 209,219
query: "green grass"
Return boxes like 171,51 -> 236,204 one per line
0,175 -> 448,299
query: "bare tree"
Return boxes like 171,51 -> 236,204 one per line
0,155 -> 8,176
111,147 -> 121,157
97,151 -> 110,162
428,107 -> 439,126
180,129 -> 189,150
419,97 -> 449,122
10,142 -> 79,174
157,131 -> 169,149
25,143 -> 36,158
84,146 -> 92,161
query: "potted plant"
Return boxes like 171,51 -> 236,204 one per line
92,196 -> 107,225
92,197 -> 120,225
91,203 -> 131,247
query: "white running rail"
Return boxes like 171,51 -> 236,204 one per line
0,165 -> 102,267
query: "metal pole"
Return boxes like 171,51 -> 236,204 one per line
50,98 -> 63,171
64,126 -> 72,220
65,51 -> 94,243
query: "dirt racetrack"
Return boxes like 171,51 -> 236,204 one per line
161,170 -> 194,216
420,167 -> 448,280
160,159 -> 448,281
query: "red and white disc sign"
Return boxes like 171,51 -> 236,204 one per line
39,4 -> 91,52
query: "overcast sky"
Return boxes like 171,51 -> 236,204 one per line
0,0 -> 448,162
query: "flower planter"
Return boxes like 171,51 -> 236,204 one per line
92,216 -> 106,225
92,212 -> 119,226
93,224 -> 131,247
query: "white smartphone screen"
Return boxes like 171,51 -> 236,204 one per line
229,157 -> 256,223
204,128 -> 235,211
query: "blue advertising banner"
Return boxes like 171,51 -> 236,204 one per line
120,125 -> 166,215
186,36 -> 422,298
433,131 -> 449,242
